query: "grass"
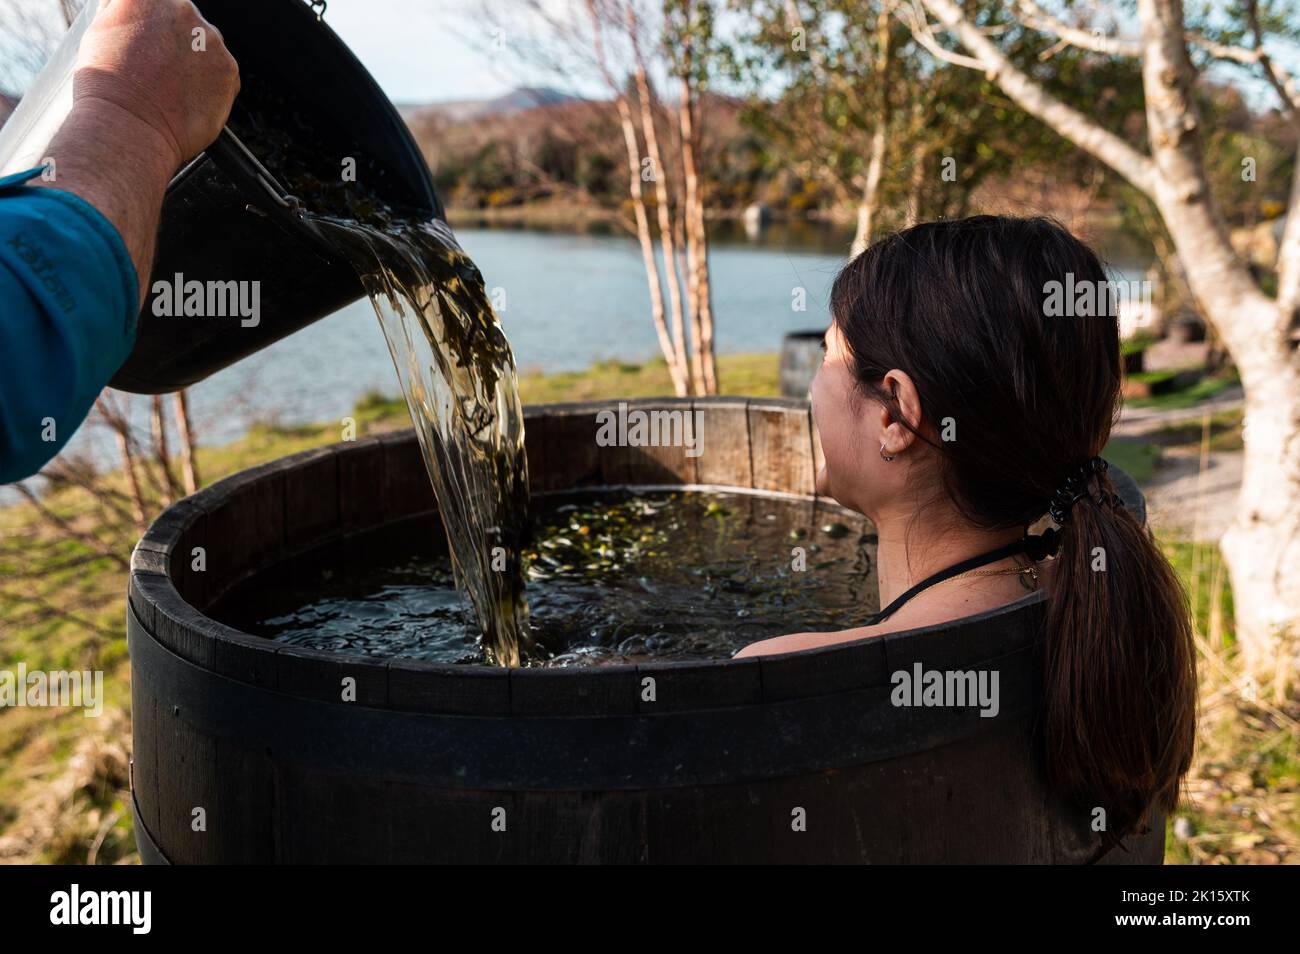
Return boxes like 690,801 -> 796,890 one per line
1102,436 -> 1161,484
1124,369 -> 1239,410
348,353 -> 781,420
518,353 -> 781,403
1149,408 -> 1246,453
1120,332 -> 1156,358
0,351 -> 1289,864
1159,537 -> 1299,864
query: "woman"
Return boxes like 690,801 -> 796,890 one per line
738,216 -> 1196,840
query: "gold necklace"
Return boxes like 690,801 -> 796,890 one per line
944,559 -> 1041,589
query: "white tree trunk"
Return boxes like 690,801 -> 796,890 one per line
1220,362 -> 1300,685
632,62 -> 693,395
679,67 -> 718,394
851,4 -> 894,257
852,125 -> 888,257
1136,0 -> 1299,678
616,94 -> 689,397
915,0 -> 1300,679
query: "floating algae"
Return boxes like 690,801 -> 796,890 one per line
216,491 -> 880,666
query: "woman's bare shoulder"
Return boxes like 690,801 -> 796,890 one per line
732,587 -> 1012,658
733,621 -> 905,658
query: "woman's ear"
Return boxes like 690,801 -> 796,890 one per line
878,369 -> 924,455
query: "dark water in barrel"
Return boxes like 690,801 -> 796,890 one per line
218,491 -> 878,665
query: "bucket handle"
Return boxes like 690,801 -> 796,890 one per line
201,127 -> 341,260
205,127 -> 299,212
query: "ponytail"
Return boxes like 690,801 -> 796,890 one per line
1043,464 -> 1198,840
829,215 -> 1200,841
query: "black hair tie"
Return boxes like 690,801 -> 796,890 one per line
1024,526 -> 1061,561
1047,456 -> 1124,526
1023,457 -> 1125,559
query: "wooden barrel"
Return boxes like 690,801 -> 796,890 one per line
779,330 -> 828,398
127,397 -> 1162,864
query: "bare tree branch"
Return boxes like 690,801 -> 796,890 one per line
1014,0 -> 1141,57
0,584 -> 113,637
1276,134 -> 1300,334
8,484 -> 130,570
1015,0 -> 1296,81
1244,0 -> 1300,117
172,389 -> 201,494
584,0 -> 690,394
895,0 -> 986,71
910,0 -> 1158,194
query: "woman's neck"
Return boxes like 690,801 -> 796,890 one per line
872,505 -> 1025,607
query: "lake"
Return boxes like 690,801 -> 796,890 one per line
21,220 -> 1153,483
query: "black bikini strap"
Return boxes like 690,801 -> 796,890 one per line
864,537 -> 1032,626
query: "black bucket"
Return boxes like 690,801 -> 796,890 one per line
108,0 -> 441,394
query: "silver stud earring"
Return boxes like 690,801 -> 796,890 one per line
880,443 -> 895,462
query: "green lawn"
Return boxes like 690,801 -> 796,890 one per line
1102,436 -> 1161,483
1124,369 -> 1238,410
1149,408 -> 1246,453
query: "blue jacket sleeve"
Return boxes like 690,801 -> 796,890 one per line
0,167 -> 139,484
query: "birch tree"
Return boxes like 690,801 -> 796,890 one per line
902,0 -> 1300,682
495,0 -> 721,395
853,3 -> 896,254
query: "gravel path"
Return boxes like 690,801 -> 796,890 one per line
1108,388 -> 1245,543
1113,386 -> 1243,437
1140,447 -> 1242,541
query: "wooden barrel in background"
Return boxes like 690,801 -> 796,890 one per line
126,397 -> 1161,863
779,330 -> 829,398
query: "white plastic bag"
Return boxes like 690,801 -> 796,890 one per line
0,0 -> 101,177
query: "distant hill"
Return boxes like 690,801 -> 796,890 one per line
399,87 -> 584,124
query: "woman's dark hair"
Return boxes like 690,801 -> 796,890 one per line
831,215 -> 1196,840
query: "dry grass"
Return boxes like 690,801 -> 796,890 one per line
1157,536 -> 1300,864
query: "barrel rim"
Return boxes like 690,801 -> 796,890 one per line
127,398 -> 1144,713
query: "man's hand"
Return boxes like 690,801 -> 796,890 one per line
74,0 -> 240,173
33,0 -> 240,306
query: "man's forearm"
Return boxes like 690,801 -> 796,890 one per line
31,98 -> 181,308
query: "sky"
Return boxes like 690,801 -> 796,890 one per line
322,0 -> 538,103
308,0 -> 1300,112
306,0 -> 604,104
1,0 -> 1296,110
0,0 -> 601,104
223,0 -> 1300,115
